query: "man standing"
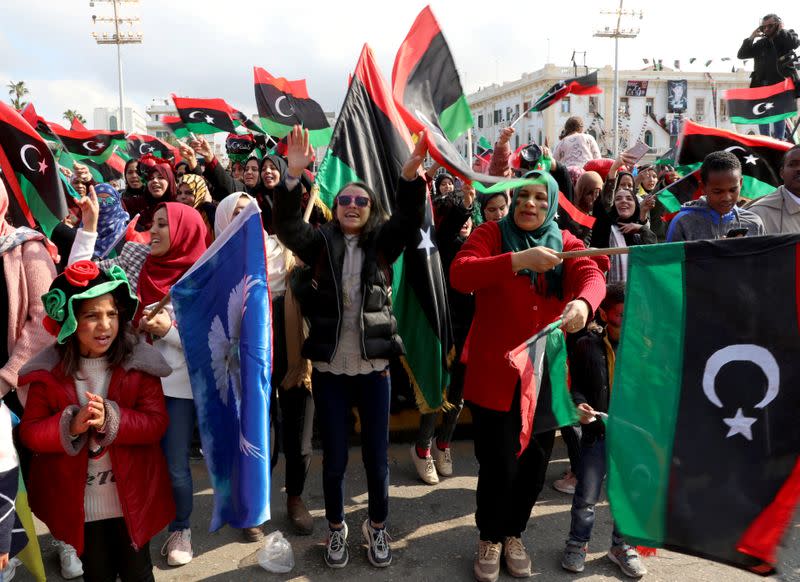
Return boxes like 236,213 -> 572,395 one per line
747,145 -> 800,233
737,14 -> 799,140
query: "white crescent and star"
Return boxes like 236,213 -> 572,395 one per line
701,344 -> 780,441
752,101 -> 774,116
19,144 -> 48,175
138,143 -> 155,155
724,145 -> 759,165
188,110 -> 203,120
275,96 -> 294,118
82,140 -> 103,153
417,226 -> 435,257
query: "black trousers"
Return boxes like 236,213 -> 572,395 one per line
81,518 -> 153,582
468,388 -> 556,543
270,296 -> 314,496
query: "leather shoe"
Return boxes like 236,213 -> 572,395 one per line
287,495 -> 314,535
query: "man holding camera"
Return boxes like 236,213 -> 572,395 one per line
737,13 -> 800,140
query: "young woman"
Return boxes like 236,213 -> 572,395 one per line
138,156 -> 176,232
557,171 -> 604,247
553,117 -> 601,169
93,184 -> 131,259
175,174 -> 211,208
274,126 -> 428,570
120,159 -> 148,219
450,171 -> 607,582
19,262 -> 174,582
477,192 -> 510,223
601,189 -> 657,283
69,196 -> 207,567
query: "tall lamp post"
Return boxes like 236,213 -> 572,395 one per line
90,0 -> 142,132
593,0 -> 642,157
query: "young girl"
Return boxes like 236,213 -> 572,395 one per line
19,262 -> 174,582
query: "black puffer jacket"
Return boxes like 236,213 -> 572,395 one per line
275,175 -> 427,363
737,29 -> 800,87
569,328 -> 613,439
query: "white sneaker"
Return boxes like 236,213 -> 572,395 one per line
409,446 -> 439,485
161,528 -> 193,566
1,557 -> 21,581
52,539 -> 83,579
431,445 -> 453,477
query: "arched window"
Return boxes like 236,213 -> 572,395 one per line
109,115 -> 118,130
644,130 -> 654,147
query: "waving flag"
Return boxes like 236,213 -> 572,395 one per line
162,115 -> 190,139
529,71 -> 602,113
125,133 -> 178,160
723,79 -> 797,125
48,125 -> 126,164
171,203 -> 272,531
607,238 -> 800,574
171,95 -> 237,135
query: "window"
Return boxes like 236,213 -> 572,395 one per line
644,130 -> 654,147
515,104 -> 520,118
695,97 -> 706,121
514,135 -> 520,149
619,97 -> 629,115
527,131 -> 532,142
537,130 -> 543,144
720,99 -> 728,119
506,107 -> 513,121
523,101 -> 531,115
493,109 -> 501,124
109,115 -> 118,130
646,98 -> 654,116
478,114 -> 484,129
589,96 -> 598,113
561,97 -> 571,114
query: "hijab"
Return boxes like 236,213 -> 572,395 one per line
498,171 -> 564,297
178,174 -> 211,208
94,183 -> 130,258
215,192 -> 257,238
122,159 -> 145,197
137,202 -> 207,309
260,154 -> 287,193
476,191 -> 508,224
574,171 -> 604,213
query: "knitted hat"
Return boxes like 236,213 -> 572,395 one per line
41,260 -> 139,344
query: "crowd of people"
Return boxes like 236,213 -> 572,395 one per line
1,99 -> 799,581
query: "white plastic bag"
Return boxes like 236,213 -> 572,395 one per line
256,530 -> 295,574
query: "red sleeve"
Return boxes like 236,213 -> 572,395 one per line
113,373 -> 169,446
19,381 -> 68,454
450,222 -> 515,293
561,230 -> 608,315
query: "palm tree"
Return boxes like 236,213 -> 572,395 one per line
7,80 -> 29,110
63,110 -> 87,124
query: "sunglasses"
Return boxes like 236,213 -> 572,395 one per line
337,194 -> 371,208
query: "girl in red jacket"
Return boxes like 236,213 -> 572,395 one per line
451,171 -> 607,582
19,261 -> 175,582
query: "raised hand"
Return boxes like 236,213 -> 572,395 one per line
177,140 -> 198,170
286,125 -> 313,178
190,136 -> 214,163
401,132 -> 428,181
76,185 -> 100,232
498,127 -> 515,146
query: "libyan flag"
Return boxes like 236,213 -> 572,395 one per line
48,125 -> 126,164
162,115 -> 190,139
507,321 -> 578,452
125,133 -> 178,160
677,120 -> 792,201
317,43 -> 453,412
655,170 -> 702,213
0,102 -> 67,236
530,71 -> 602,113
723,78 -> 798,125
253,67 -> 332,147
171,95 -> 237,135
607,238 -> 800,574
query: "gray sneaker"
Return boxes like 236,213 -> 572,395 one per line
608,544 -> 647,578
561,541 -> 587,573
362,519 -> 392,567
325,523 -> 349,568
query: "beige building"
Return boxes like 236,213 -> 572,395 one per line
459,64 -> 760,162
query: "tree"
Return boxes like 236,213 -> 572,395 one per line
7,80 -> 29,110
63,109 -> 87,124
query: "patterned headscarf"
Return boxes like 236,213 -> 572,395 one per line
94,183 -> 130,258
178,174 -> 211,208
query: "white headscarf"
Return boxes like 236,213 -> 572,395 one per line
214,192 -> 258,238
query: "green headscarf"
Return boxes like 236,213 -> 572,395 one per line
498,170 -> 564,297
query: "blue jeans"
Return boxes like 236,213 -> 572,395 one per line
759,121 -> 786,141
162,396 -> 195,531
312,369 -> 391,525
568,434 -> 623,546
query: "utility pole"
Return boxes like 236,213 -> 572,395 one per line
90,0 -> 142,132
593,0 -> 642,157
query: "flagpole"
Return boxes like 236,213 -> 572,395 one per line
146,292 -> 172,321
556,247 -> 630,259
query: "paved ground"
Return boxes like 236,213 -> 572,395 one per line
15,437 -> 800,581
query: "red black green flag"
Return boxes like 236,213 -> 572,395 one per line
125,133 -> 178,160
69,116 -> 88,131
392,5 -> 473,141
0,102 -> 67,236
231,109 -> 266,135
677,121 -> 792,201
171,95 -> 237,135
655,170 -> 702,214
530,71 -> 602,113
253,67 -> 332,147
723,79 -> 798,125
48,125 -> 126,164
317,44 -> 453,412
162,115 -> 190,139
607,238 -> 800,574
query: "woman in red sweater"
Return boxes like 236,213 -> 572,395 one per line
450,171 -> 607,582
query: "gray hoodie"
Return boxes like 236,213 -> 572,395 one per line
666,197 -> 765,242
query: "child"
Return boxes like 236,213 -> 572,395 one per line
560,282 -> 647,578
19,261 -> 175,582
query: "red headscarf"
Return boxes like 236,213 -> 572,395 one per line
137,202 -> 207,309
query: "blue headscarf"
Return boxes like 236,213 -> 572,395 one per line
498,170 -> 564,297
94,183 -> 130,258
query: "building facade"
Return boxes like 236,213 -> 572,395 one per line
458,64 -> 760,163
92,106 -> 147,134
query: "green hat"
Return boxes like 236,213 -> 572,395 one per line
42,260 -> 139,344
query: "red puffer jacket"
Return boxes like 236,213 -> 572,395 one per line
19,340 -> 175,555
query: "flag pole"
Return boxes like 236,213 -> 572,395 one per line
556,247 -> 629,259
303,185 -> 318,223
146,292 -> 172,322
508,110 -> 527,130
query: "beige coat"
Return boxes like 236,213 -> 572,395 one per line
747,186 -> 800,234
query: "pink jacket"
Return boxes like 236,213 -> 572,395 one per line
1,240 -> 56,405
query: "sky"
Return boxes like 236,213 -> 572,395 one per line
0,1 -> 794,126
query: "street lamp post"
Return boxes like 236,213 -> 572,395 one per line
593,0 -> 642,157
90,0 -> 142,132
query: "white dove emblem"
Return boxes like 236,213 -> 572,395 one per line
208,274 -> 264,459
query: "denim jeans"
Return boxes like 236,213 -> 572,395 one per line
561,424 -> 582,472
568,434 -> 623,546
416,360 -> 466,449
162,396 -> 195,531
759,121 -> 786,141
312,369 -> 391,525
